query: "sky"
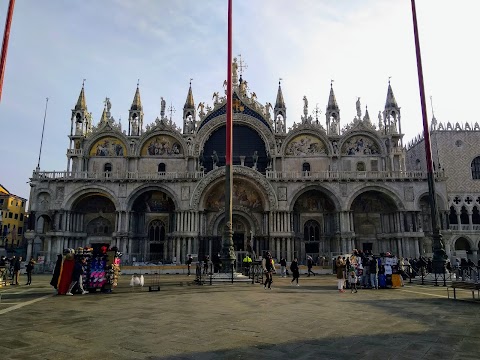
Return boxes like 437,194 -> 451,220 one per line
0,0 -> 479,201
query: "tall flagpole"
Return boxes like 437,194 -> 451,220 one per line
411,0 -> 446,273
0,0 -> 15,102
223,0 -> 235,266
36,97 -> 49,172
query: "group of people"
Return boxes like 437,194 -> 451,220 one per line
335,250 -> 408,293
0,255 -> 35,285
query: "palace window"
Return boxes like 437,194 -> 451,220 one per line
302,162 -> 310,173
303,220 -> 320,241
356,162 -> 366,171
104,163 -> 112,172
472,157 -> 480,179
158,163 -> 166,173
449,206 -> 458,224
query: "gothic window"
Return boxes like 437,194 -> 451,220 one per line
460,206 -> 469,224
371,160 -> 378,171
471,157 -> 480,179
449,206 -> 458,224
158,163 -> 166,173
356,162 -> 366,171
148,220 -> 166,241
104,163 -> 112,172
303,220 -> 320,241
472,206 -> 480,224
302,162 -> 311,172
86,217 -> 111,235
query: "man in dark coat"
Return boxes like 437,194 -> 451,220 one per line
50,255 -> 63,289
66,258 -> 88,295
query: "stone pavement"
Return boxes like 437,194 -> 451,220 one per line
0,273 -> 478,360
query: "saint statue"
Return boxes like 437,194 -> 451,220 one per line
211,150 -> 219,165
356,97 -> 362,119
252,150 -> 258,166
303,96 -> 308,116
160,97 -> 166,118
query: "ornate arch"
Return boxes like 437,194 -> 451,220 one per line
416,192 -> 448,211
84,131 -> 129,157
190,166 -> 277,211
137,129 -> 187,157
206,206 -> 261,237
62,185 -> 120,211
338,131 -> 386,156
195,114 -> 276,157
126,184 -> 179,211
281,126 -> 332,156
450,235 -> 475,250
289,184 -> 341,212
346,185 -> 405,211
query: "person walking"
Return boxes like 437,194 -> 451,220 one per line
369,256 -> 379,289
66,258 -> 88,295
336,256 -> 345,293
25,257 -> 35,285
307,256 -> 315,277
262,252 -> 275,290
290,258 -> 300,286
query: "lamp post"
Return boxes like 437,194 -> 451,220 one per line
411,0 -> 446,273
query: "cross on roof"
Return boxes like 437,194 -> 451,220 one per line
168,103 -> 176,121
237,54 -> 248,75
312,103 -> 321,123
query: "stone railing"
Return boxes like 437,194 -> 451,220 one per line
66,149 -> 84,156
266,170 -> 445,181
32,171 -> 205,181
448,224 -> 480,231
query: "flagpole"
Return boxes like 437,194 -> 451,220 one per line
36,98 -> 49,172
411,0 -> 446,274
223,0 -> 235,267
0,0 -> 15,102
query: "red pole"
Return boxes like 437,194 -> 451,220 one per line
226,0 -> 233,166
0,0 -> 16,102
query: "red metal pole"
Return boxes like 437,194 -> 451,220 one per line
0,0 -> 15,102
411,0 -> 446,273
226,0 -> 233,166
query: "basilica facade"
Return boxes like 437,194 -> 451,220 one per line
26,66 -> 455,265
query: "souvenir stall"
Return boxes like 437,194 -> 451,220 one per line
53,245 -> 121,295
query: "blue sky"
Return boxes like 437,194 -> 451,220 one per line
0,0 -> 479,201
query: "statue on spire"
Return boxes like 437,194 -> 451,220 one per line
232,57 -> 238,84
356,97 -> 362,119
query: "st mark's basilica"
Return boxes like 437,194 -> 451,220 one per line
25,59 -> 480,265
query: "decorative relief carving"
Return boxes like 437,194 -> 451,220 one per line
285,134 -> 326,156
278,187 -> 287,201
341,135 -> 379,155
140,135 -> 182,156
404,187 -> 414,202
181,186 -> 190,201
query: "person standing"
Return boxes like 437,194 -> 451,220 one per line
12,256 -> 21,285
290,258 -> 300,286
66,258 -> 88,295
262,252 -> 275,290
307,256 -> 315,277
369,256 -> 379,289
336,256 -> 345,293
25,257 -> 35,285
349,267 -> 358,293
186,255 -> 193,276
203,255 -> 210,275
280,257 -> 287,278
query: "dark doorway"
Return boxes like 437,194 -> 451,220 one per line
233,233 -> 244,251
150,243 -> 164,261
362,242 -> 373,252
305,242 -> 319,255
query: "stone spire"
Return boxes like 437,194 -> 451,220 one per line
75,84 -> 87,111
183,79 -> 196,134
363,106 -> 371,123
385,80 -> 398,109
100,106 -> 108,123
274,79 -> 286,133
130,82 -> 142,111
325,81 -> 340,135
384,79 -> 401,134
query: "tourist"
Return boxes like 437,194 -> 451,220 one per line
349,266 -> 358,293
280,257 -> 287,277
203,255 -> 210,275
11,256 -> 21,285
290,258 -> 300,286
66,258 -> 88,295
262,252 -> 275,290
369,256 -> 378,289
25,257 -> 35,285
336,256 -> 345,293
187,254 -> 193,276
307,256 -> 315,277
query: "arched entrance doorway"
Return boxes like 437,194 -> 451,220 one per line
73,194 -> 116,246
351,190 -> 398,255
292,189 -> 337,260
131,190 -> 175,262
454,237 -> 472,261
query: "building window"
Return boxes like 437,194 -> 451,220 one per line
158,163 -> 166,172
303,220 -> 320,241
471,157 -> 480,179
104,163 -> 112,172
20,213 -> 23,221
449,206 -> 458,224
18,227 -> 23,235
14,213 -> 18,220
8,212 -> 12,218
0,199 -> 3,204
149,220 -> 166,241
302,162 -> 310,172
357,162 -> 366,171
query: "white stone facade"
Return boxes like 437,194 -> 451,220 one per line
26,77 -> 453,265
